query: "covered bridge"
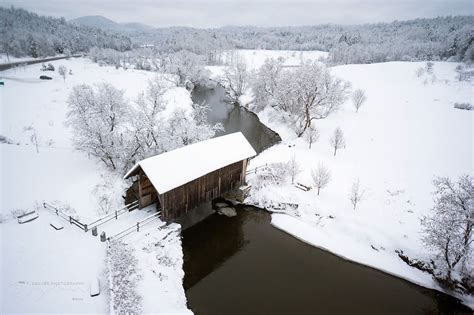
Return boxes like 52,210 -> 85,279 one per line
124,132 -> 256,221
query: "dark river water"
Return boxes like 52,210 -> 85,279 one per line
191,82 -> 281,153
182,207 -> 471,315
185,85 -> 471,314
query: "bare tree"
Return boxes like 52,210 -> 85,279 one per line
23,125 -> 39,153
287,155 -> 301,184
304,126 -> 320,149
352,89 -> 367,113
349,178 -> 365,210
330,127 -> 346,156
66,83 -> 129,171
421,175 -> 473,283
219,59 -> 250,105
311,163 -> 331,195
58,65 -> 67,82
273,61 -> 350,137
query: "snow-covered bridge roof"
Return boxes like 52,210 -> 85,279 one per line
124,132 -> 256,194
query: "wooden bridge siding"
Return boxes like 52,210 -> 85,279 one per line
161,160 -> 246,221
138,173 -> 158,208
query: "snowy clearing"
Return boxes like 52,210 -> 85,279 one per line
246,60 -> 473,307
207,49 -> 328,78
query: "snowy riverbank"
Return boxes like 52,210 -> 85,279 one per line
246,60 -> 473,308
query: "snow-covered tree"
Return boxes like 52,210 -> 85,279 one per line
425,61 -> 434,74
130,77 -> 168,158
311,163 -> 331,195
106,240 -> 142,315
352,89 -> 367,113
219,59 -> 250,105
349,178 -> 365,210
273,61 -> 350,137
304,125 -> 320,149
163,50 -> 209,88
66,83 -> 129,171
287,155 -> 301,184
58,65 -> 67,81
421,175 -> 473,284
251,58 -> 283,111
330,127 -> 346,156
166,108 -> 223,151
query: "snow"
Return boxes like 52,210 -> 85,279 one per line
246,61 -> 473,307
224,49 -> 328,70
125,132 -> 256,194
0,54 -> 63,65
1,209 -> 107,314
1,58 -> 193,313
206,49 -> 328,78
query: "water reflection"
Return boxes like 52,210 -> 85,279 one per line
191,83 -> 281,153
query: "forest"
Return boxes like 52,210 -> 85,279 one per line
0,6 -> 132,59
1,6 -> 473,65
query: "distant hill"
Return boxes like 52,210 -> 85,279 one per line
70,15 -> 154,32
0,7 -> 132,58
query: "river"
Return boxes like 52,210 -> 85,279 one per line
184,84 -> 471,314
191,82 -> 281,153
182,206 -> 470,314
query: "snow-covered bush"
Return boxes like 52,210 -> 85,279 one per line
249,163 -> 290,191
421,175 -> 473,286
454,102 -> 473,111
455,65 -> 473,81
92,173 -> 125,215
106,240 -> 142,315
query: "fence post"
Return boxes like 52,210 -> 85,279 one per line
92,226 -> 98,237
84,224 -> 88,232
43,202 -> 46,208
115,210 -> 118,220
137,222 -> 139,232
69,216 -> 72,224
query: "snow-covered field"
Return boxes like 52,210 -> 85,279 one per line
207,49 -> 328,77
246,60 -> 473,307
0,58 -> 191,314
224,49 -> 328,69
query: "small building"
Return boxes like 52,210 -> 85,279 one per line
124,132 -> 256,221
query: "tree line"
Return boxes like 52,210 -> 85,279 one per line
0,6 -> 132,60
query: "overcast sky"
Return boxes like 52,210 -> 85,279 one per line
1,0 -> 472,28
